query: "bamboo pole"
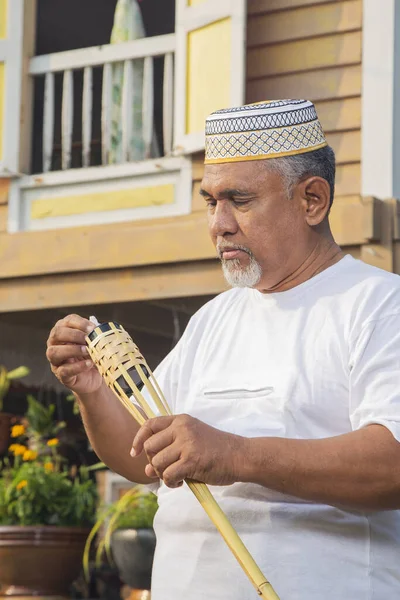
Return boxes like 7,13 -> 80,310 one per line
86,321 -> 280,600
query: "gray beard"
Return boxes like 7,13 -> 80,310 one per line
221,255 -> 262,288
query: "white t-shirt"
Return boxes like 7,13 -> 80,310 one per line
148,255 -> 400,600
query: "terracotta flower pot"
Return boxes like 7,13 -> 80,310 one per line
0,526 -> 90,596
0,413 -> 13,455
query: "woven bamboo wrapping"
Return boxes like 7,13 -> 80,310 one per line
86,322 -> 280,600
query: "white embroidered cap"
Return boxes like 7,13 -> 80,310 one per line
204,99 -> 327,165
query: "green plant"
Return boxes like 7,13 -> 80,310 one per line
83,486 -> 158,580
65,393 -> 80,416
0,365 -> 30,412
0,396 -> 98,527
25,394 -> 66,443
112,490 -> 157,529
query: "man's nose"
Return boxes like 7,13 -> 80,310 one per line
208,201 -> 238,238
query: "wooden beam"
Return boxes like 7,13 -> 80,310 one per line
0,212 -> 215,279
0,185 -> 378,282
0,243 -> 368,314
330,195 -> 382,246
0,261 -> 228,312
361,199 -> 395,273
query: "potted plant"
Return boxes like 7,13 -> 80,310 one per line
0,365 -> 30,455
0,395 -> 99,597
85,487 -> 158,596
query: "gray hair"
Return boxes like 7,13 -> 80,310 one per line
267,145 -> 336,209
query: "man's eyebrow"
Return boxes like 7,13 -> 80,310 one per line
199,188 -> 251,199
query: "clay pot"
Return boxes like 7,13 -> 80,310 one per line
111,528 -> 156,591
0,526 -> 90,596
0,413 -> 13,455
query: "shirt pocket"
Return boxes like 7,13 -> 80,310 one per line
190,386 -> 286,437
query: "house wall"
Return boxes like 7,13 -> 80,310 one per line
0,0 -> 398,314
246,0 -> 361,201
192,0 -> 363,249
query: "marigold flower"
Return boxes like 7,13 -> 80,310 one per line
22,449 -> 38,462
47,438 -> 59,447
9,444 -> 27,456
11,424 -> 25,438
16,480 -> 28,490
44,462 -> 54,472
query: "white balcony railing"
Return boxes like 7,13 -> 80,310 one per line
29,34 -> 175,173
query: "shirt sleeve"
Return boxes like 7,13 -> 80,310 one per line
349,312 -> 400,442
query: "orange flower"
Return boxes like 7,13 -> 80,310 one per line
47,438 -> 59,447
22,449 -> 38,462
9,444 -> 27,456
11,424 -> 25,438
16,480 -> 28,490
44,462 -> 54,472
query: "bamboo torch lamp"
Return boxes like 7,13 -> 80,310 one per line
85,320 -> 280,600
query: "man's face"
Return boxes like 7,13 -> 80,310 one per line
200,161 -> 309,292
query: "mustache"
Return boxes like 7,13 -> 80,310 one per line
216,241 -> 253,260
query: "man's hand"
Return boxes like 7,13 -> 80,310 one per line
46,314 -> 103,395
131,414 -> 246,488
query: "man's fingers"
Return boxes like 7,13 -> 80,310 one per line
46,344 -> 89,367
57,359 -> 94,381
61,314 -> 95,333
145,464 -> 159,479
147,444 -> 181,478
142,428 -> 175,458
162,460 -> 187,488
131,416 -> 174,457
47,325 -> 89,347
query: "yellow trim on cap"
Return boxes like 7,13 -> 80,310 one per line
204,141 -> 328,165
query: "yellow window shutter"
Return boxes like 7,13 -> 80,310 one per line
174,0 -> 246,155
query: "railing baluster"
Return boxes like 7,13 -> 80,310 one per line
101,62 -> 112,165
142,56 -> 154,159
43,72 -> 55,172
61,69 -> 74,170
163,53 -> 174,156
33,40 -> 177,172
82,66 -> 93,168
121,59 -> 134,163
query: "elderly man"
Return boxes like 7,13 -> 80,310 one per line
46,100 -> 400,599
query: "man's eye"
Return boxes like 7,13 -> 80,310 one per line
206,199 -> 216,207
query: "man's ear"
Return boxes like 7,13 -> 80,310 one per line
296,176 -> 331,226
